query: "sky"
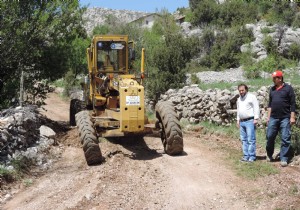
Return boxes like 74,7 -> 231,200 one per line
80,0 -> 189,13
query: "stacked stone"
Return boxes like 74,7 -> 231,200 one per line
159,85 -> 271,127
0,106 -> 57,167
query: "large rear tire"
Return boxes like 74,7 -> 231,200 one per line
70,99 -> 85,126
76,111 -> 103,165
155,101 -> 183,155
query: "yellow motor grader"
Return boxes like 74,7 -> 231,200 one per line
70,35 -> 183,165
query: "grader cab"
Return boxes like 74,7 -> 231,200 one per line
70,35 -> 183,165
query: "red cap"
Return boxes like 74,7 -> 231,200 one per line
272,70 -> 283,77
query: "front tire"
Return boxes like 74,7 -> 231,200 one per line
76,110 -> 103,165
155,101 -> 183,155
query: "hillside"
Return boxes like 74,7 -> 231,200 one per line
83,8 -> 150,35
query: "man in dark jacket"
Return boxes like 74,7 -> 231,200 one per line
266,70 -> 296,167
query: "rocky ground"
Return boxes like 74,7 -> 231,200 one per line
0,92 -> 299,210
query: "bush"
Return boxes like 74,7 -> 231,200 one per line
199,26 -> 254,70
191,74 -> 201,84
292,13 -> 300,28
257,55 -> 278,73
294,86 -> 300,111
63,70 -> 80,97
261,27 -> 275,34
288,43 -> 300,61
244,65 -> 261,79
262,35 -> 277,55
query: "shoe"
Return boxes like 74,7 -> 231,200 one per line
240,158 -> 248,162
280,161 -> 288,167
266,156 -> 274,162
248,159 -> 255,163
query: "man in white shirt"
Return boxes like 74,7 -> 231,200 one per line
236,84 -> 260,162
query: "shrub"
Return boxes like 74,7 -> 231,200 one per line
261,27 -> 275,34
200,26 -> 254,70
292,13 -> 300,28
191,74 -> 200,84
257,55 -> 278,73
288,43 -> 300,61
244,65 -> 261,79
262,35 -> 277,55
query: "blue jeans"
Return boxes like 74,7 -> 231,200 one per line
266,117 -> 291,162
240,119 -> 256,161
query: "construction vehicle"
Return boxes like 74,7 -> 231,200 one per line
69,35 -> 183,165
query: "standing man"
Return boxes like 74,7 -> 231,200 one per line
237,84 -> 260,162
266,70 -> 296,167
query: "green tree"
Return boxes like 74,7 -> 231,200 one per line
143,11 -> 198,100
264,1 -> 296,26
217,1 -> 257,27
0,0 -> 87,108
190,0 -> 219,26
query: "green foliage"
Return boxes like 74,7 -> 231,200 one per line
261,27 -> 275,34
292,13 -> 300,28
217,1 -> 258,27
244,65 -> 261,79
69,36 -> 90,77
177,7 -> 193,22
257,55 -> 278,72
191,0 -> 219,26
0,166 -> 15,183
23,179 -> 34,187
142,11 -> 198,100
190,1 -> 299,28
264,1 -> 296,26
198,121 -> 278,179
287,43 -> 300,61
294,86 -> 300,109
289,184 -> 299,195
185,60 -> 210,73
190,74 -> 200,85
291,127 -> 300,156
199,26 -> 254,70
63,70 -> 80,97
92,25 -> 110,35
191,0 -> 258,27
0,0 -> 87,109
262,35 -> 278,55
243,55 -> 291,79
11,157 -> 31,174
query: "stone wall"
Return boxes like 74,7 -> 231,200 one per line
158,85 -> 271,127
0,106 -> 59,168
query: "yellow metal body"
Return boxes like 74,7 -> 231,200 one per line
85,35 -> 149,137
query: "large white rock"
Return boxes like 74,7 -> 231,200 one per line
39,125 -> 56,138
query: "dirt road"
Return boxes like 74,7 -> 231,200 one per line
2,92 -> 300,210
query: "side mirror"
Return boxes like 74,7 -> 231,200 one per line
129,48 -> 136,61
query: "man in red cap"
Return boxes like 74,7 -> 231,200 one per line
266,70 -> 296,167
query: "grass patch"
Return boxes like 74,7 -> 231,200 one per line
146,111 -> 156,123
227,147 -> 279,180
23,179 -> 33,187
261,27 -> 275,34
289,184 -> 299,195
195,68 -> 300,91
199,121 -> 240,139
0,166 -> 16,183
198,81 -> 239,91
198,121 -> 279,179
